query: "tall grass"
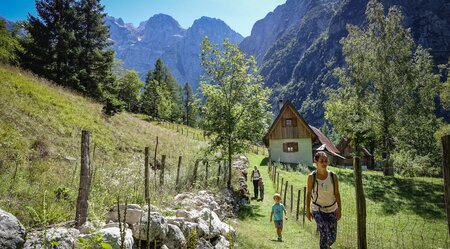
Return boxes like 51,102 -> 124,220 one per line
0,65 -> 207,228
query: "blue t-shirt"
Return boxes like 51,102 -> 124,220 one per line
272,203 -> 285,221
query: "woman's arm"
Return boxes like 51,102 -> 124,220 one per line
306,175 -> 313,221
333,174 -> 342,221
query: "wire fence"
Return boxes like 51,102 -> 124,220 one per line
267,161 -> 450,249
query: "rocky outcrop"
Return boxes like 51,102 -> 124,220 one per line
24,227 -> 79,249
105,14 -> 243,88
0,209 -> 26,249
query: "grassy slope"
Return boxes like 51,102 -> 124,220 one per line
0,65 -> 206,227
235,154 -> 449,249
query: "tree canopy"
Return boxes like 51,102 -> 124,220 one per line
200,37 -> 271,188
325,0 -> 442,176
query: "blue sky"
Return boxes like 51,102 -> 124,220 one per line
0,0 -> 286,37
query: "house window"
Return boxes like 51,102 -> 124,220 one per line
283,142 -> 298,153
283,118 -> 297,127
285,119 -> 292,126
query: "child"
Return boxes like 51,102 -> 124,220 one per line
270,193 -> 287,242
258,177 -> 264,201
306,151 -> 342,249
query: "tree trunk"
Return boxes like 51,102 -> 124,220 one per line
75,130 -> 91,228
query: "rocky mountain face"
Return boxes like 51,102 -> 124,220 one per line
105,14 -> 243,89
240,0 -> 450,126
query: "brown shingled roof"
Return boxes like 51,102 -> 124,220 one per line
309,125 -> 341,155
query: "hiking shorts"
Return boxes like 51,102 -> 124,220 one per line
274,220 -> 283,229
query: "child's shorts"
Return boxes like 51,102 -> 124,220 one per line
274,220 -> 283,228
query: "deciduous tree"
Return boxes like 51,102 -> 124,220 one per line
200,37 -> 271,189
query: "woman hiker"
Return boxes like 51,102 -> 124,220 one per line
307,151 -> 342,249
251,166 -> 261,199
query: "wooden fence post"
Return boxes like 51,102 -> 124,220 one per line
160,155 -> 166,186
277,173 -> 280,193
441,135 -> 450,235
296,189 -> 301,221
283,181 -> 288,208
290,185 -> 293,213
217,161 -> 222,186
205,160 -> 209,186
144,147 -> 150,202
193,159 -> 199,183
354,156 -> 367,249
176,156 -> 182,190
75,130 -> 91,228
280,178 -> 284,195
302,187 -> 306,227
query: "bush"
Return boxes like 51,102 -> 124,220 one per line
102,95 -> 124,116
392,150 -> 440,177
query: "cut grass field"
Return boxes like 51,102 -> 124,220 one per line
235,154 -> 449,249
0,65 -> 207,228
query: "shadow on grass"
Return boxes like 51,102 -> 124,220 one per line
338,171 -> 445,219
237,203 -> 265,220
259,157 -> 269,166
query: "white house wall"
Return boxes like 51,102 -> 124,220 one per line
269,138 -> 313,165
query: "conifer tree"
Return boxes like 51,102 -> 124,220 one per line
77,0 -> 116,98
141,58 -> 182,121
183,82 -> 197,127
22,0 -> 79,87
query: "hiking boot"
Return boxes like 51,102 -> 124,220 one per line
278,237 -> 283,242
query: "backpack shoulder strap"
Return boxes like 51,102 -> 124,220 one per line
329,170 -> 335,194
312,170 -> 317,190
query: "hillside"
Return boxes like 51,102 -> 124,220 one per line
240,0 -> 450,126
0,65 -> 206,227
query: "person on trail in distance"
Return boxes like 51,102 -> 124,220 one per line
258,176 -> 264,201
270,193 -> 287,242
307,151 -> 342,249
251,166 -> 261,199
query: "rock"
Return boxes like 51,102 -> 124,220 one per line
78,221 -> 105,234
236,155 -> 248,163
106,204 -> 143,225
24,228 -> 79,249
103,222 -> 129,229
196,237 -> 213,249
142,204 -> 159,212
179,221 -> 198,239
197,208 -> 235,239
176,209 -> 199,222
132,212 -> 168,241
164,224 -> 186,249
0,209 -> 26,249
160,245 -> 169,249
213,236 -> 229,249
100,227 -> 134,249
164,216 -> 185,228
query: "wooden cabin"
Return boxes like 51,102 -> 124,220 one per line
334,138 -> 374,168
263,101 -> 318,165
264,101 -> 344,165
